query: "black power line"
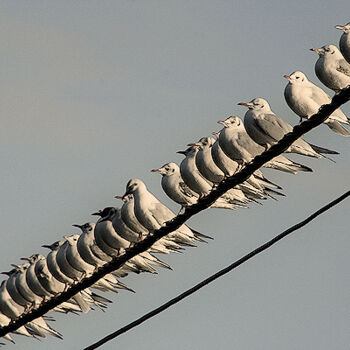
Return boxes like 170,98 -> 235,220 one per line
84,190 -> 350,350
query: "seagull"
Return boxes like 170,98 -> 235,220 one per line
0,279 -> 60,339
10,262 -> 43,309
0,279 -> 52,340
152,162 -> 199,208
122,179 -> 212,244
195,137 -> 226,183
217,116 -> 313,173
311,44 -> 350,92
74,222 -> 137,277
239,98 -> 338,159
109,208 -> 173,269
1,268 -> 32,310
284,71 -> 350,136
54,240 -> 86,282
192,137 -> 283,200
20,254 -> 56,302
31,256 -> 89,313
93,208 -> 167,273
0,279 -> 28,320
116,195 -> 182,254
211,131 -> 240,177
63,234 -> 132,293
118,195 -> 150,238
178,146 -> 249,206
178,146 -> 214,197
43,240 -> 99,312
335,22 -> 350,63
152,162 -> 241,210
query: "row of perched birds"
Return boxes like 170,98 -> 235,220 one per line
0,21 -> 349,347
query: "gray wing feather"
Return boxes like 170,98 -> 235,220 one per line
179,181 -> 196,198
253,114 -> 292,142
336,59 -> 350,76
149,203 -> 174,223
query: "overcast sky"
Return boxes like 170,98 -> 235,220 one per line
0,1 -> 349,349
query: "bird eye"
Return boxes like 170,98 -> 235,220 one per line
296,76 -> 299,79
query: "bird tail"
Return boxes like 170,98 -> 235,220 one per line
253,174 -> 283,189
309,143 -> 339,154
327,120 -> 350,136
289,160 -> 313,172
190,229 -> 213,241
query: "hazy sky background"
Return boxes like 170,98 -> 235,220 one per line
0,1 -> 349,349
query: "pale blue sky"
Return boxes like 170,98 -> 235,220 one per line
0,1 -> 349,349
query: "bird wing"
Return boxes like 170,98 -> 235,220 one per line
336,59 -> 350,77
309,85 -> 331,106
179,181 -> 196,199
253,114 -> 292,142
149,202 -> 175,224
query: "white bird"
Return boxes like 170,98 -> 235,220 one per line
43,241 -> 99,313
74,222 -> 137,277
152,162 -> 199,208
211,132 -> 285,192
0,279 -> 60,339
93,208 -> 168,273
32,256 -> 90,313
239,98 -> 338,159
0,279 -> 28,320
118,195 -> 149,238
217,116 -> 313,174
195,137 -> 226,183
178,146 -> 214,197
335,22 -> 350,63
178,146 -> 250,206
284,71 -> 350,136
1,268 -> 32,310
311,44 -> 350,92
122,179 -> 212,244
21,254 -> 55,302
109,208 -> 173,269
192,137 -> 283,200
63,233 -> 133,293
116,195 -> 182,253
211,131 -> 240,177
10,263 -> 43,309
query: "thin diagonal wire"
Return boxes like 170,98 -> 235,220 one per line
0,87 -> 349,338
84,190 -> 350,350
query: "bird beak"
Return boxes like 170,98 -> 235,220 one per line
310,48 -> 321,54
114,195 -> 124,200
122,188 -> 132,200
11,264 -> 21,269
20,257 -> 30,262
176,150 -> 186,155
41,244 -> 52,249
238,102 -> 250,107
283,74 -> 292,81
217,120 -> 226,126
72,224 -> 83,229
187,143 -> 198,147
212,131 -> 219,137
335,25 -> 345,31
151,168 -> 161,173
91,211 -> 102,216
